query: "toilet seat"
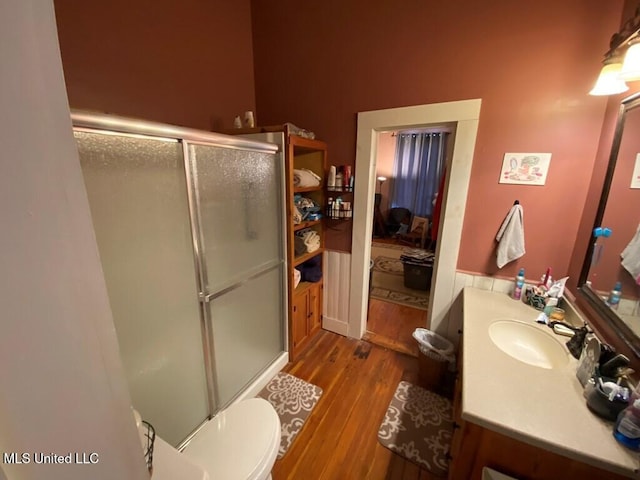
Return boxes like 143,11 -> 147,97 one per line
182,398 -> 281,480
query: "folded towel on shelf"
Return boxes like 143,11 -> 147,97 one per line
496,204 -> 525,269
299,256 -> 322,282
302,230 -> 320,253
622,224 -> 640,284
294,235 -> 307,256
295,228 -> 321,254
293,168 -> 321,188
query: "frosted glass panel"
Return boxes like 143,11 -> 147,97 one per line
189,144 -> 283,293
210,267 -> 285,406
75,131 -> 208,446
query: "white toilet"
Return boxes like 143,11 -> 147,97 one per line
144,398 -> 281,480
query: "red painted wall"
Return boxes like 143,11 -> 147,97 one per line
54,0 -> 256,131
251,0 -> 624,269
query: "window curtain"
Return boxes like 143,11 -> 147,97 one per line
390,132 -> 448,218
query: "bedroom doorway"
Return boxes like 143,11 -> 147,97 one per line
348,100 -> 482,343
365,130 -> 447,355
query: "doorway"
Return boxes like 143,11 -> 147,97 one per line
348,100 -> 482,343
364,126 -> 440,356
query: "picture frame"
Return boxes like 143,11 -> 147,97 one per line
499,153 -> 552,186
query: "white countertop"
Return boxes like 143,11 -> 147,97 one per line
462,287 -> 640,478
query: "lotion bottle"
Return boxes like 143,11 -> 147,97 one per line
513,268 -> 525,300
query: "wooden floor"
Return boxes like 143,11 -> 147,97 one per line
272,330 -> 442,480
365,298 -> 427,357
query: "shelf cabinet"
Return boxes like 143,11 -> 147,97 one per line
287,134 -> 326,359
292,282 -> 322,351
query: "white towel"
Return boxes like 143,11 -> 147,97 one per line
496,204 -> 525,268
622,224 -> 640,285
293,168 -> 321,187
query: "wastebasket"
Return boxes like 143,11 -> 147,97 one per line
412,328 -> 454,392
400,249 -> 434,290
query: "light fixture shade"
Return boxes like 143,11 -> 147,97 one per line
621,40 -> 640,81
376,176 -> 387,182
589,61 -> 629,96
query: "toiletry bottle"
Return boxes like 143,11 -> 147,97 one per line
614,398 -> 640,451
607,281 -> 622,309
327,166 -> 336,190
513,268 -> 525,300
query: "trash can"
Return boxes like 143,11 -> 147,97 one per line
402,261 -> 432,290
400,249 -> 434,290
412,328 -> 454,392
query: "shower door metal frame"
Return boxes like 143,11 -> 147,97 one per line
71,111 -> 287,449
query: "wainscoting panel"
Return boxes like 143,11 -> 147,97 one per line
323,250 -> 351,336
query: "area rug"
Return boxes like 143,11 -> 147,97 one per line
370,249 -> 430,310
378,381 -> 453,477
257,372 -> 323,459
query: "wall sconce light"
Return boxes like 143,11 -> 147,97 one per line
589,55 -> 629,96
621,37 -> 640,80
590,5 -> 640,95
376,176 -> 387,194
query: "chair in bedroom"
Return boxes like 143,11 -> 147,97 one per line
397,215 -> 431,250
385,207 -> 412,236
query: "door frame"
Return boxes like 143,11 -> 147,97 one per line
348,99 -> 481,340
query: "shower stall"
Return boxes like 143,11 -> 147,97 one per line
72,112 -> 287,448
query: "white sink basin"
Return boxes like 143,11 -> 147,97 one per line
489,320 -> 569,369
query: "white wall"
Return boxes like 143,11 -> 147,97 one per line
0,2 -> 148,478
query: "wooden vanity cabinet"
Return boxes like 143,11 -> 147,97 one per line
448,355 -> 628,480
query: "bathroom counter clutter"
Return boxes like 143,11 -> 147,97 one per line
461,287 -> 639,478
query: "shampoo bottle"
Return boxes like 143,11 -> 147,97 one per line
513,268 -> 525,300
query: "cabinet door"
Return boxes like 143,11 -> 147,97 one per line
292,291 -> 309,349
308,283 -> 322,333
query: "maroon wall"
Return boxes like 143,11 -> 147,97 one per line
54,0 -> 256,131
251,0 -> 623,269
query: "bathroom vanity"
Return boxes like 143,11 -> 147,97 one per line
448,287 -> 640,479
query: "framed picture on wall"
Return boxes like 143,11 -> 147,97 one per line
499,152 -> 552,186
631,153 -> 640,189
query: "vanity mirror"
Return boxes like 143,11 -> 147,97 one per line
580,92 -> 640,357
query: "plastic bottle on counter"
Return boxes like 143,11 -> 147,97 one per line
614,399 -> 640,451
513,268 -> 525,300
607,281 -> 622,309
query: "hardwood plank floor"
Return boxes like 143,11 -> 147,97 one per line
365,298 -> 427,357
272,330 -> 443,480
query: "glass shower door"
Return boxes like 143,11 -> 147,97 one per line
187,143 -> 285,407
76,131 -> 209,447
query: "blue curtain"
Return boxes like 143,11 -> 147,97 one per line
390,132 -> 448,218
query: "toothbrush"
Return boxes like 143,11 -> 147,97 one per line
539,267 -> 552,289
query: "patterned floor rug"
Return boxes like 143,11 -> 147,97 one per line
257,372 -> 323,459
370,253 -> 430,310
378,381 -> 453,477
